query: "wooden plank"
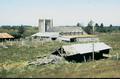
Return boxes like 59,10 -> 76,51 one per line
103,54 -> 113,57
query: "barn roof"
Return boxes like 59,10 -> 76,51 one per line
31,32 -> 60,38
62,42 -> 111,56
47,26 -> 86,34
0,33 -> 14,39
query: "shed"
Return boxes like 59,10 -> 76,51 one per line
52,42 -> 112,62
57,35 -> 99,42
0,33 -> 14,39
31,32 -> 60,40
0,33 -> 14,41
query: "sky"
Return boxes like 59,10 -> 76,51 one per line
0,0 -> 120,26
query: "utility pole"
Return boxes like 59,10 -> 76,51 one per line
92,21 -> 95,61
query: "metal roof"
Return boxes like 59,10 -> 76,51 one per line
62,42 -> 112,56
47,26 -> 87,34
31,32 -> 60,38
61,35 -> 96,38
0,33 -> 14,39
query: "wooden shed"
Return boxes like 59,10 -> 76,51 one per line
52,42 -> 112,62
0,33 -> 14,41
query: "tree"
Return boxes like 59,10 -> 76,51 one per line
77,23 -> 80,27
84,20 -> 94,34
110,24 -> 112,28
1,25 -> 11,30
108,24 -> 113,33
95,23 -> 99,32
88,20 -> 94,27
99,23 -> 105,32
100,23 -> 104,28
77,22 -> 82,27
119,27 -> 120,31
10,32 -> 21,39
18,25 -> 25,38
95,23 -> 99,27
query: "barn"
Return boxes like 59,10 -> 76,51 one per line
47,26 -> 87,36
32,19 -> 89,41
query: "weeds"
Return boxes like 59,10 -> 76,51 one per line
0,33 -> 120,78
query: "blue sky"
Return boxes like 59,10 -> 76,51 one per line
0,0 -> 120,26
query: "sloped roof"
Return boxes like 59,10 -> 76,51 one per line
60,35 -> 96,39
31,32 -> 60,38
62,42 -> 111,56
47,26 -> 86,33
0,33 -> 14,39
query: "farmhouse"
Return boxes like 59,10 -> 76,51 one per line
52,42 -> 111,62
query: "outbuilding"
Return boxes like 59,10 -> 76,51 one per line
52,42 -> 112,62
31,32 -> 60,41
0,33 -> 14,42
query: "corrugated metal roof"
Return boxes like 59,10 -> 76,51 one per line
60,35 -> 96,39
32,32 -> 60,38
62,42 -> 111,56
0,33 -> 14,39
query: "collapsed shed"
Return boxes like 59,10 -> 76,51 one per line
28,42 -> 112,66
52,42 -> 112,62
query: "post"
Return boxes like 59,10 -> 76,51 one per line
83,56 -> 86,62
92,43 -> 95,61
92,22 -> 95,61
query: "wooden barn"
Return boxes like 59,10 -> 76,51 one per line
52,42 -> 112,62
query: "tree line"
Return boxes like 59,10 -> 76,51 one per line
0,25 -> 38,39
77,20 -> 120,34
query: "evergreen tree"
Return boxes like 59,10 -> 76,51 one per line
99,23 -> 105,32
100,23 -> 104,28
84,20 -> 93,34
84,20 -> 94,34
110,24 -> 112,28
77,23 -> 81,27
95,23 -> 99,27
95,23 -> 99,32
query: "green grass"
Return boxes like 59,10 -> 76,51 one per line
0,33 -> 120,78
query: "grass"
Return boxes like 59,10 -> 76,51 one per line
0,33 -> 120,78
